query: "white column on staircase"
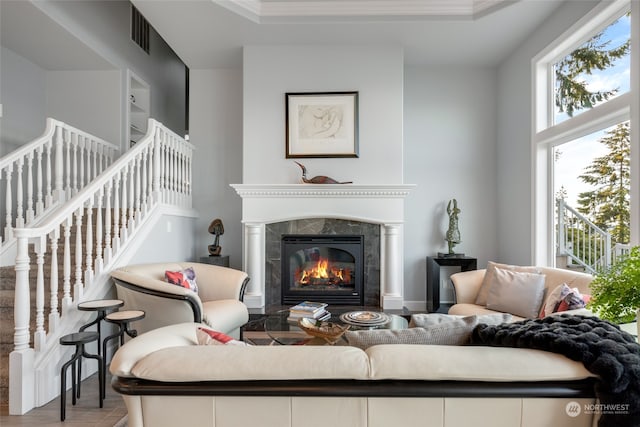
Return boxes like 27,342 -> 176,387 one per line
381,223 -> 404,310
45,139 -> 52,208
9,233 -> 34,415
243,223 -> 264,308
78,137 -> 85,192
152,127 -> 161,204
120,167 -> 128,242
15,159 -> 24,229
141,148 -> 148,215
48,227 -> 60,332
72,133 -> 79,196
127,162 -> 135,231
64,129 -> 71,196
112,173 -> 121,252
33,236 -> 46,351
134,154 -> 142,223
4,165 -> 13,241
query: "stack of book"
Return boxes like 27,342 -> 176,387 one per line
288,301 -> 330,322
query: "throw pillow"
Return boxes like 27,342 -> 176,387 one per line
196,327 -> 251,346
475,262 -> 541,306
345,314 -> 512,350
539,283 -> 592,317
165,267 -> 198,293
486,267 -> 546,318
409,312 -> 513,328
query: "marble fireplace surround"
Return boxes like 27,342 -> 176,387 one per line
231,184 -> 415,310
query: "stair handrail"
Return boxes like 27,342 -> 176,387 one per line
556,198 -> 611,274
9,119 -> 193,414
1,118 -> 119,246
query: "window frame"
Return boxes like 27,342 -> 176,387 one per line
531,0 -> 637,267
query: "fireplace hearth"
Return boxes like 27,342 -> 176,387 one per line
281,234 -> 364,305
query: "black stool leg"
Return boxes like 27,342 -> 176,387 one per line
82,350 -> 104,408
60,345 -> 82,421
102,328 -> 123,399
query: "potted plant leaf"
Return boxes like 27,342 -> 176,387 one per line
587,246 -> 640,333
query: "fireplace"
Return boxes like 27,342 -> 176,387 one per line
281,234 -> 364,305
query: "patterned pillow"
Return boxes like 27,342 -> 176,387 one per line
196,327 -> 250,346
165,267 -> 198,293
540,283 -> 590,317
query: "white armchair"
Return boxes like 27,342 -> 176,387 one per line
110,262 -> 249,338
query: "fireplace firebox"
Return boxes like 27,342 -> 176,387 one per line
281,234 -> 364,305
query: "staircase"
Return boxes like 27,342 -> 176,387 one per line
0,118 -> 194,415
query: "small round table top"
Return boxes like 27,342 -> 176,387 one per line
77,299 -> 124,311
60,331 -> 100,345
105,310 -> 145,323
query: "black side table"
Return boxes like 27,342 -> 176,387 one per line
426,256 -> 477,312
199,255 -> 230,267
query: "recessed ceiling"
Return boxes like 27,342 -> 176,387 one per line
214,0 -> 514,23
132,0 -> 564,69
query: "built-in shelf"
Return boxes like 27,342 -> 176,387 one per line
127,70 -> 150,147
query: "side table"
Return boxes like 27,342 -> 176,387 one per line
426,255 -> 477,312
199,255 -> 229,267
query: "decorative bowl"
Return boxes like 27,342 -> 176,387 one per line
298,318 -> 350,344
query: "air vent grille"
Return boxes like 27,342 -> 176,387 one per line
131,5 -> 150,54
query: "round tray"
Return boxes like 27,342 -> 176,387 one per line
339,311 -> 391,326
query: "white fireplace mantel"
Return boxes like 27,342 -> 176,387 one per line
231,184 -> 415,310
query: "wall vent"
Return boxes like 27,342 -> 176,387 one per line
131,5 -> 150,54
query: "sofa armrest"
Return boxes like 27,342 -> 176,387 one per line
450,269 -> 486,304
184,263 -> 249,302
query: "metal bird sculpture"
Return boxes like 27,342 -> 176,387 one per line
294,161 -> 352,184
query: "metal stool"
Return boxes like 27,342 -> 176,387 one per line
77,299 -> 124,356
59,331 -> 103,421
102,310 -> 145,395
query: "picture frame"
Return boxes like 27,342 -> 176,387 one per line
285,92 -> 359,158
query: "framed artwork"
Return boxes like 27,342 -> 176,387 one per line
285,92 -> 359,158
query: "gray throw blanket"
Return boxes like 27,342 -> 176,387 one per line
470,315 -> 640,427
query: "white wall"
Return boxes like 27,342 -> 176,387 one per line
403,67 -> 498,307
243,45 -> 404,184
46,70 -> 121,144
496,0 -> 599,265
127,214 -> 197,264
189,69 -> 244,268
0,47 -> 47,155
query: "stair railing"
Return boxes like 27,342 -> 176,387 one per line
556,198 -> 611,274
9,119 -> 193,414
0,118 -> 119,247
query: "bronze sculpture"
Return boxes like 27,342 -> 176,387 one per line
208,218 -> 224,256
294,161 -> 352,184
445,199 -> 461,255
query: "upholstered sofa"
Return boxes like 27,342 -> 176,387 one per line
448,263 -> 593,320
110,322 -> 599,427
110,262 -> 249,338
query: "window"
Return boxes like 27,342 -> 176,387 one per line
533,0 -> 637,270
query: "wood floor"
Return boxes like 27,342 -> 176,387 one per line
0,372 -> 127,427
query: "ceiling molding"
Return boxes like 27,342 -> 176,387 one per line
213,0 -> 515,23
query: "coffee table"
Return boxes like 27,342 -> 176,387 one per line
263,309 -> 408,345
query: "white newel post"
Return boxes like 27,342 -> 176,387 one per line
381,223 -> 404,309
9,235 -> 35,415
243,223 -> 264,308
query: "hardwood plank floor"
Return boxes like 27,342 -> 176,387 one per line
0,372 -> 127,427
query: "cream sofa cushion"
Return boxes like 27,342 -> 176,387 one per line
486,268 -> 546,318
475,262 -> 540,306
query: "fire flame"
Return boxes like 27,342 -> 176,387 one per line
299,257 -> 347,285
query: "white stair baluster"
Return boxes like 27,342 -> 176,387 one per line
79,136 -> 85,190
104,181 -> 113,263
48,227 -> 60,333
13,236 -> 30,351
95,188 -> 104,274
4,165 -> 13,241
35,146 -> 44,216
34,237 -> 46,351
135,154 -> 141,222
53,125 -> 64,202
113,173 -> 121,251
128,162 -> 135,231
71,133 -> 78,196
62,217 -> 72,313
64,129 -> 71,196
74,208 -> 84,302
120,167 -> 128,241
26,153 -> 34,224
84,197 -> 94,286
45,139 -> 52,208
15,158 -> 24,228
141,146 -> 148,215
